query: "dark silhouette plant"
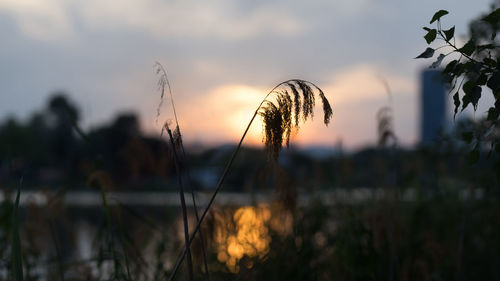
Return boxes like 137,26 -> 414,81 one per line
416,8 -> 500,167
154,63 -> 333,280
259,80 -> 332,160
155,62 -> 209,281
375,77 -> 397,148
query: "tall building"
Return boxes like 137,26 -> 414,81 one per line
420,69 -> 446,145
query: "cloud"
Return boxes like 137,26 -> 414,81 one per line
0,0 -> 73,41
0,0 -> 305,41
323,64 -> 415,105
77,0 -> 305,40
317,64 -> 418,147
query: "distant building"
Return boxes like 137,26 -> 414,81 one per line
420,69 -> 447,145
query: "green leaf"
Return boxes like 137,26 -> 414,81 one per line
423,27 -> 432,31
491,143 -> 500,160
462,131 -> 474,144
453,63 -> 465,76
424,29 -> 437,44
461,80 -> 481,111
462,80 -> 476,94
462,80 -> 482,110
477,44 -> 495,52
463,61 -> 481,74
12,183 -> 23,281
430,10 -> 449,24
487,144 -> 494,159
431,54 -> 445,68
453,92 -> 460,118
442,73 -> 453,84
469,146 -> 480,165
415,47 -> 435,59
443,60 -> 457,74
471,87 -> 482,110
487,107 -> 499,121
477,73 -> 488,85
494,160 -> 500,180
462,92 -> 470,111
487,72 -> 500,91
483,8 -> 500,25
443,26 -> 455,41
483,57 -> 497,67
458,40 -> 476,56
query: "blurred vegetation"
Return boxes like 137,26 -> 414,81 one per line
0,93 -> 498,192
3,186 -> 500,280
0,88 -> 498,280
0,93 -> 172,190
416,0 -> 500,171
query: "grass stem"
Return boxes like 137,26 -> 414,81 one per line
166,127 -> 195,281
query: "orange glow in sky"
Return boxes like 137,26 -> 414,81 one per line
151,64 -> 415,149
173,84 -> 266,146
167,83 -> 341,147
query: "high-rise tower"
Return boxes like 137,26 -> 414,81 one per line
420,69 -> 446,145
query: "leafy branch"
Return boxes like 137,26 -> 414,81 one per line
416,9 -> 500,162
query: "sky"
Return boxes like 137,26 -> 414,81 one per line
0,0 -> 494,149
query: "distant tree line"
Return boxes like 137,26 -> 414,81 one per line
0,93 -> 497,191
0,93 -> 172,189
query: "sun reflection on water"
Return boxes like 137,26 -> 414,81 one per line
212,203 -> 292,273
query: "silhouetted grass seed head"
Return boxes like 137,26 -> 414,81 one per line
259,80 -> 332,160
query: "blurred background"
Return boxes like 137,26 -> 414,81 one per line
0,0 -> 496,148
1,0 -> 500,281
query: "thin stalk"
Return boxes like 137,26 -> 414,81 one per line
455,218 -> 465,281
98,187 -> 126,280
48,220 -> 65,281
117,202 -> 162,231
120,232 -> 132,281
157,62 -> 210,280
166,127 -> 194,281
97,189 -> 133,281
455,200 -> 467,281
166,79 -> 315,281
12,178 -> 24,281
180,144 -> 210,280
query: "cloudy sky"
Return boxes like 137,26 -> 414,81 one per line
0,0 -> 494,149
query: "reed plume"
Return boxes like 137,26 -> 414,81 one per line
155,62 -> 177,124
375,76 -> 397,147
259,80 -> 333,159
377,106 -> 397,147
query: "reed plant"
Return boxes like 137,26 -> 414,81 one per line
154,62 -> 333,280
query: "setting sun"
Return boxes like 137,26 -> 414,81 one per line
177,84 -> 272,146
